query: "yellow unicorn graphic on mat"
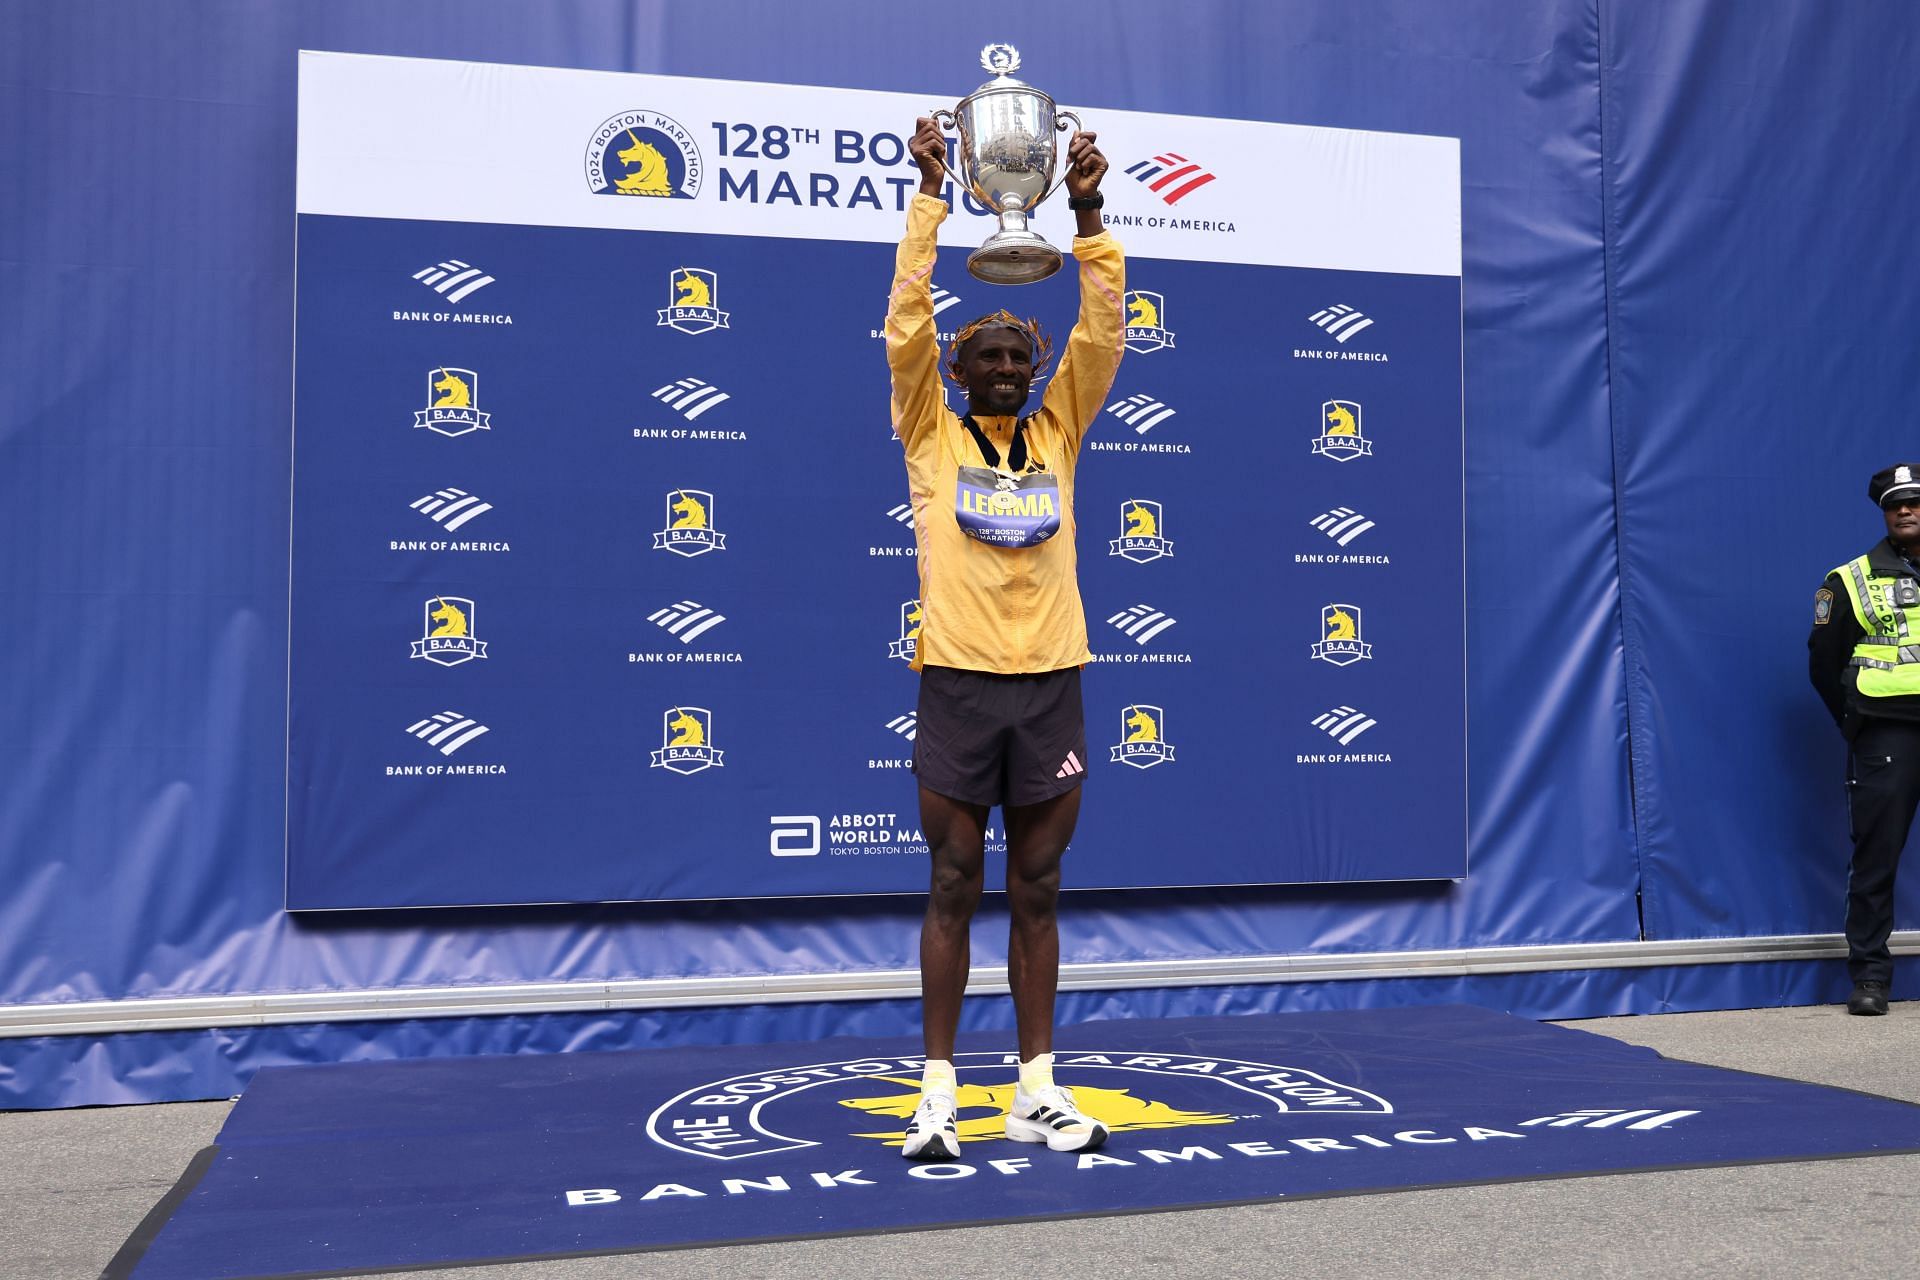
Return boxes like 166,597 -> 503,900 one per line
1325,403 -> 1358,436
1127,294 -> 1160,328
669,493 -> 708,529
1125,707 -> 1160,743
428,598 -> 467,638
674,271 -> 712,308
615,131 -> 674,196
666,708 -> 705,747
841,1076 -> 1231,1147
1124,503 -> 1158,538
431,370 -> 471,408
1325,607 -> 1357,641
905,603 -> 923,638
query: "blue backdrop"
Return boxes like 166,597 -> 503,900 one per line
3,0 -> 1916,1107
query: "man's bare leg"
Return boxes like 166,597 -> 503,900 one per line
1003,786 -> 1082,1060
918,785 -> 990,1061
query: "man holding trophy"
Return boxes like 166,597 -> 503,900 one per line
885,47 -> 1125,1161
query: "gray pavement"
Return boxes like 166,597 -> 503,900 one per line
5,1001 -> 1918,1280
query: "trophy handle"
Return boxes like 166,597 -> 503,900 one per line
924,108 -> 972,198
1041,110 -> 1086,206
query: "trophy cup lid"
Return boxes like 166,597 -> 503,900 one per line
973,43 -> 1029,93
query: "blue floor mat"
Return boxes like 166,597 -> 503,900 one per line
111,1004 -> 1920,1278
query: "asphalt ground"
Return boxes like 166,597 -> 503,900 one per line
6,1001 -> 1917,1280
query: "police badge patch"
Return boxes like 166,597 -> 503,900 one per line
1814,587 -> 1834,624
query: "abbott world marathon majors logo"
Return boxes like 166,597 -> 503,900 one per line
586,111 -> 703,198
642,1051 -> 1391,1162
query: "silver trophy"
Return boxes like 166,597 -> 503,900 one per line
930,44 -> 1085,284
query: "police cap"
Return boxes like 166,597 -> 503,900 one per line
1870,464 -> 1920,508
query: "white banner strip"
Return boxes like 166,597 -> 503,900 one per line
296,50 -> 1460,276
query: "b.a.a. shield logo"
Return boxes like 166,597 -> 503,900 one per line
650,705 -> 723,775
1112,704 -> 1176,769
413,368 -> 491,438
409,596 -> 487,667
657,268 -> 730,335
1123,290 -> 1176,353
586,110 -> 703,199
1311,603 -> 1374,666
1313,400 -> 1372,462
889,599 -> 922,662
645,1051 -> 1391,1160
654,490 -> 727,557
1109,499 -> 1174,563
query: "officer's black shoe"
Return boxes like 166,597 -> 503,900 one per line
1847,981 -> 1890,1016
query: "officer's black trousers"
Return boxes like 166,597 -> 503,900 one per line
1845,717 -> 1920,985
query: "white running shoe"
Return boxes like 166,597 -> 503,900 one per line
1005,1083 -> 1109,1152
900,1091 -> 960,1160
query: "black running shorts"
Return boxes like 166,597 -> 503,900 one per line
912,665 -> 1088,807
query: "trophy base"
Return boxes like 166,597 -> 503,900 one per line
967,232 -> 1064,285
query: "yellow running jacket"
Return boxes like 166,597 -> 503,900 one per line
884,194 -> 1126,674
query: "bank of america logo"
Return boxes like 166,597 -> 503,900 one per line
1106,393 -> 1178,435
647,599 -> 727,644
1520,1109 -> 1700,1131
1310,507 -> 1376,546
886,502 -> 915,529
412,259 -> 496,304
411,488 -> 494,532
1311,705 -> 1377,745
1309,304 -> 1374,343
1107,604 -> 1178,646
930,286 -> 964,316
652,377 -> 731,421
405,711 -> 492,756
886,713 -> 918,742
1125,153 -> 1216,205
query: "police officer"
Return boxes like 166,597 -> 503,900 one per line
1809,464 -> 1920,1015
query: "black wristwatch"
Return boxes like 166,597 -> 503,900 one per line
1067,192 -> 1105,210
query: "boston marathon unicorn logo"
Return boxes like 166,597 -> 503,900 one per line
650,705 -> 723,775
1311,604 -> 1374,667
1123,290 -> 1176,353
1312,399 -> 1373,462
653,489 -> 727,558
585,110 -> 704,199
645,1051 -> 1391,1160
409,596 -> 488,667
889,599 -> 922,663
1112,704 -> 1176,769
840,1077 -> 1231,1148
657,268 -> 730,335
412,367 -> 492,438
1109,499 -> 1174,563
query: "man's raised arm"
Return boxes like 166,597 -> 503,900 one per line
1041,130 -> 1125,448
884,118 -> 953,450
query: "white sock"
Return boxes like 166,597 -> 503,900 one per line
921,1058 -> 956,1097
1018,1052 -> 1054,1094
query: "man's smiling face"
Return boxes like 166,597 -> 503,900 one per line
957,325 -> 1034,416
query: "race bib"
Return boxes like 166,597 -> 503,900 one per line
954,466 -> 1062,548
